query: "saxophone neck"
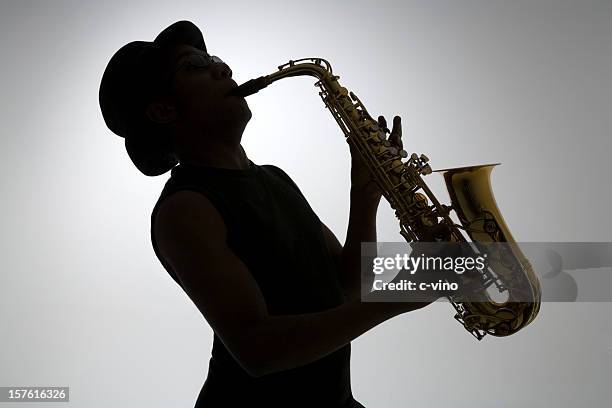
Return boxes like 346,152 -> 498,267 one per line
228,58 -> 335,98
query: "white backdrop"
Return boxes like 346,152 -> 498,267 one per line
1,0 -> 611,407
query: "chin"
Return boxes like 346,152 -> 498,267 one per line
234,99 -> 252,123
242,104 -> 253,122
209,99 -> 252,129
224,105 -> 252,131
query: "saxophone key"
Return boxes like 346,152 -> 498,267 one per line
391,159 -> 404,173
336,86 -> 349,96
419,164 -> 433,175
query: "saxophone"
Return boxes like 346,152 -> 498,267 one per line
229,58 -> 541,340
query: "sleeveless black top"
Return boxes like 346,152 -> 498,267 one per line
150,160 -> 362,408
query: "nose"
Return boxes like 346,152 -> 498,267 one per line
211,62 -> 232,80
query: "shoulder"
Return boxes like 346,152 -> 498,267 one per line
150,167 -> 225,231
153,190 -> 228,251
260,164 -> 291,181
153,189 -> 222,224
260,164 -> 304,196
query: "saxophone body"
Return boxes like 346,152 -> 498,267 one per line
230,58 -> 541,340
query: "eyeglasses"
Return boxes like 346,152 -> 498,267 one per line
171,53 -> 225,78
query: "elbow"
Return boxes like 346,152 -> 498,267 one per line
228,337 -> 281,378
222,322 -> 294,377
233,349 -> 276,378
243,363 -> 270,378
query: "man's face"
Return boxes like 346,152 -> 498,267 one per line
167,44 -> 251,134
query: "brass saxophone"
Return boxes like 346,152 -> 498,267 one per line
229,58 -> 541,340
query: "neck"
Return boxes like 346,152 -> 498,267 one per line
175,126 -> 250,170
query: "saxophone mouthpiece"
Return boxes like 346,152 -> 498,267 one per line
226,76 -> 270,97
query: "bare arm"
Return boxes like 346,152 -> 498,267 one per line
154,190 -> 429,378
320,195 -> 378,301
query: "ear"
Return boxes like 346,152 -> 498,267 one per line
145,99 -> 177,124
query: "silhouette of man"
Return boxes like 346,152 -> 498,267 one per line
99,20 -> 433,408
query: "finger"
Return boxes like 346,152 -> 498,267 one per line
378,115 -> 390,135
389,116 -> 403,149
378,115 -> 387,128
391,116 -> 402,138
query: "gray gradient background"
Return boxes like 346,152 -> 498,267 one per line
1,0 -> 611,406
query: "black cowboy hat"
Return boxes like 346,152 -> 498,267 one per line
99,20 -> 206,176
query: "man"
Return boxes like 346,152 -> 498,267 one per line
99,20 -> 433,407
